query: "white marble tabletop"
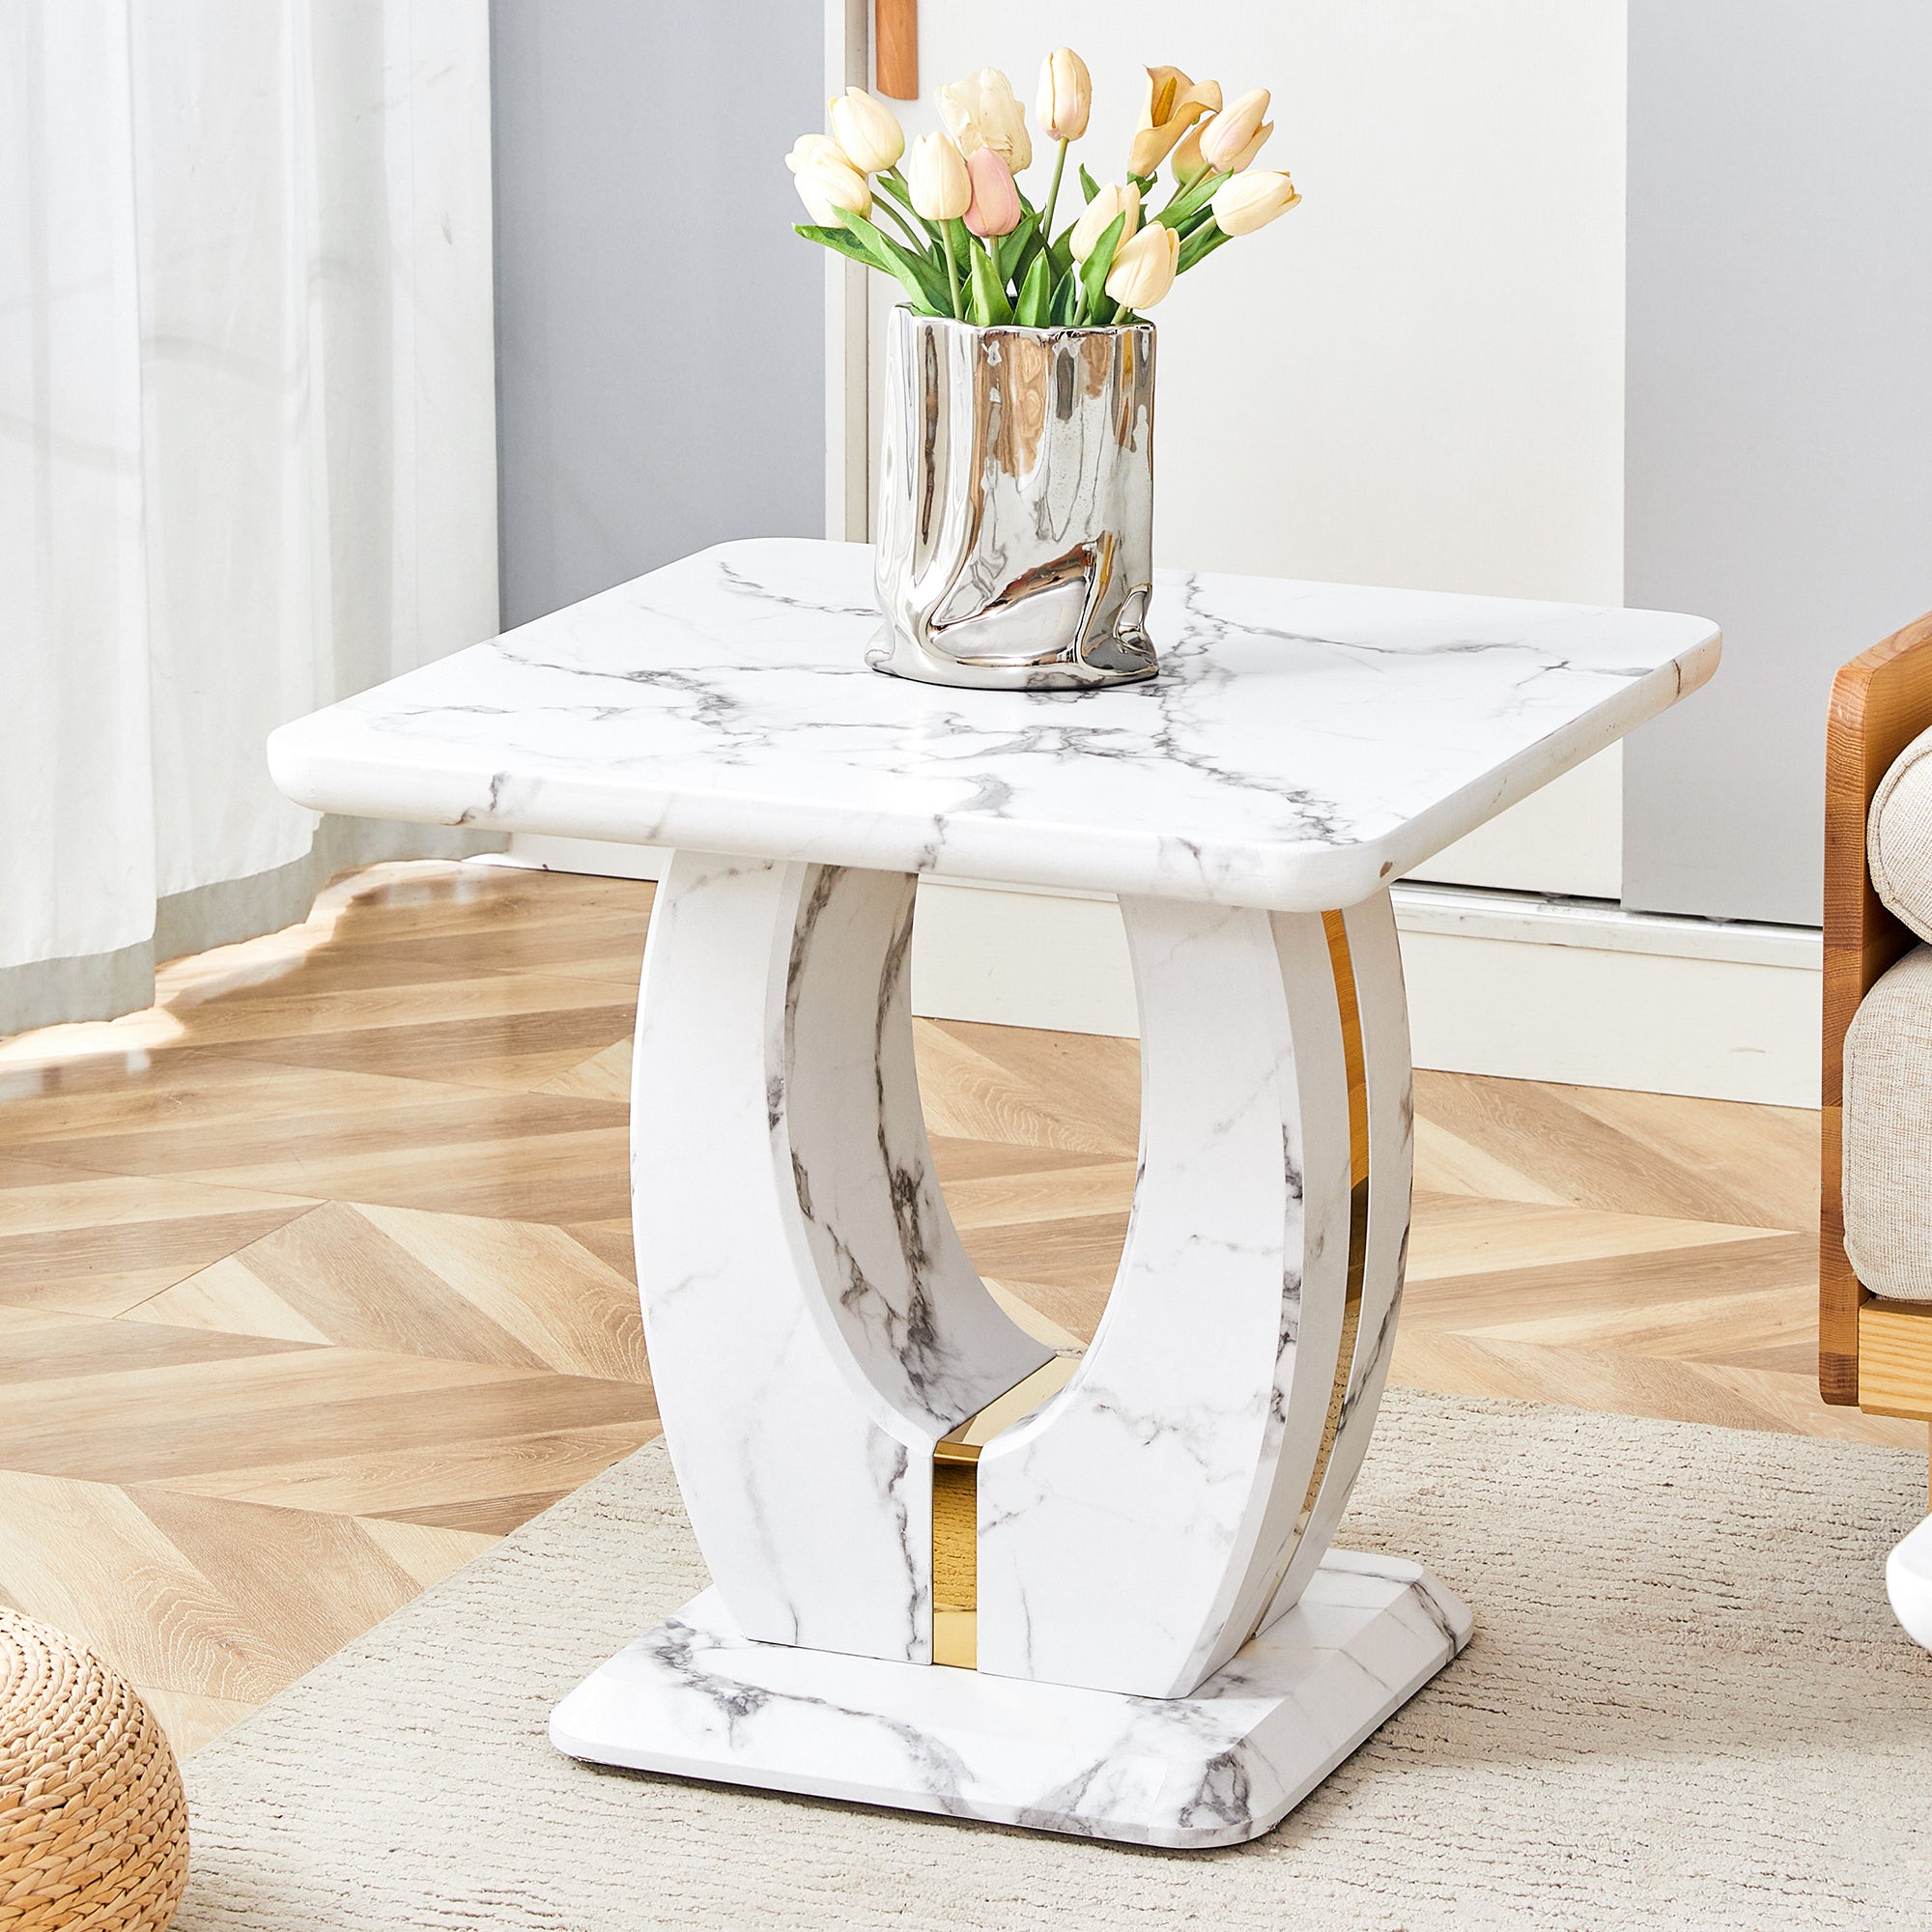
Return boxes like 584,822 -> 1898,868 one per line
268,538 -> 1719,911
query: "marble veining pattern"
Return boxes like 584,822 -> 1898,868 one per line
1257,893 -> 1418,1633
631,854 -> 1046,1664
550,1552 -> 1473,1850
975,899 -> 1356,1699
266,538 -> 1721,913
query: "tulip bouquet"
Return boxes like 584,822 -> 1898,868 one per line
788,51 -> 1300,327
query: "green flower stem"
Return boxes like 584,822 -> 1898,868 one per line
868,192 -> 926,253
873,172 -> 937,247
874,170 -> 918,215
940,222 -> 961,318
1040,139 -> 1070,242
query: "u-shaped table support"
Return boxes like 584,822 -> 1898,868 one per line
552,854 -> 1470,1847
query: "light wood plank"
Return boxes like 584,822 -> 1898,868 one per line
135,1256 -> 336,1345
135,1685 -> 255,1758
939,1161 -> 1138,1231
143,1422 -> 656,1520
169,1124 -> 633,1224
532,1037 -> 634,1102
911,1019 -> 1137,1154
355,1204 -> 649,1382
0,1470 -> 297,1703
1858,1301 -> 1932,1420
354,1515 -> 500,1589
1406,1194 -> 1791,1283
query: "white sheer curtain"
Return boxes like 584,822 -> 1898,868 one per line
0,1 -> 498,1035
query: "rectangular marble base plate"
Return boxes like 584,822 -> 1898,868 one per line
550,1549 -> 1473,1849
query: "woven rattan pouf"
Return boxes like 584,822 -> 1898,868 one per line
1,1609 -> 186,1931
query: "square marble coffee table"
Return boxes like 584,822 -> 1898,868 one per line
268,538 -> 1719,1848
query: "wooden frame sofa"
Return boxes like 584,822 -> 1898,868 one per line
1821,609 -> 1932,1455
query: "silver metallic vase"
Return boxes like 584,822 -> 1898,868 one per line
868,307 -> 1158,691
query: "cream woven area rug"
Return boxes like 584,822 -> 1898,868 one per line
176,1390 -> 1932,1931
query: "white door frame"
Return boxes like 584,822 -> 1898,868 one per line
823,0 -> 870,541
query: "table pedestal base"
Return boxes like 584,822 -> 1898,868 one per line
550,1551 -> 1470,1849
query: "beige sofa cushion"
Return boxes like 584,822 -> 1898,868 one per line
1870,724 -> 1932,942
1844,943 -> 1932,1299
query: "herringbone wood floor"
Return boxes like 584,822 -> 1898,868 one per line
0,861 -> 1893,1759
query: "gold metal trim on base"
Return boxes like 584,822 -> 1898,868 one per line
930,1354 -> 1081,1669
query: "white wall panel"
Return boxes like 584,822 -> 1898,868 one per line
1624,0 -> 1932,924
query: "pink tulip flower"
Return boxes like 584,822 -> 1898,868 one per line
962,145 -> 1022,239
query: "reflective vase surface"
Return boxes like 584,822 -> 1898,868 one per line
868,307 -> 1158,691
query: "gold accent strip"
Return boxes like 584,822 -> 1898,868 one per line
930,1353 -> 1081,1669
1239,911 -> 1373,1650
1293,912 -> 1371,1530
930,1460 -> 980,1668
935,1353 -> 1081,1462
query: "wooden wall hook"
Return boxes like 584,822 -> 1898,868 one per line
876,0 -> 917,100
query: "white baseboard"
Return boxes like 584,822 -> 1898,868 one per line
497,838 -> 1822,1108
1391,900 -> 1818,1108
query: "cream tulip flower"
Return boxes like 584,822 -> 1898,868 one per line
793,152 -> 872,226
1175,108 -> 1271,182
1199,89 -> 1271,173
1170,119 -> 1208,184
906,130 -> 971,222
827,88 -> 904,175
1069,181 -> 1141,262
1126,66 -> 1221,178
785,132 -> 849,176
1210,169 -> 1301,236
1036,47 -> 1092,143
1104,221 -> 1180,309
1221,119 -> 1275,174
938,68 -> 1033,173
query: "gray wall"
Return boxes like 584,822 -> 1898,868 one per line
1623,0 -> 1932,924
491,1 -> 825,628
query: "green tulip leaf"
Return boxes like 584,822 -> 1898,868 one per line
1160,168 -> 1226,227
831,205 -> 950,312
1049,265 -> 1080,327
1176,218 -> 1235,275
868,175 -> 938,249
1078,164 -> 1101,204
825,206 -> 904,270
1011,225 -> 1047,295
793,223 -> 876,269
1076,211 -> 1127,324
967,240 -> 1014,326
996,210 -> 1040,286
1014,249 -> 1053,327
